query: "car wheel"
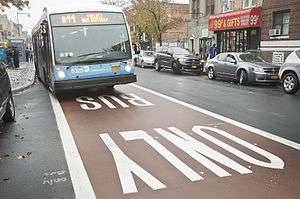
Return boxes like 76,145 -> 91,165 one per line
207,67 -> 216,80
3,95 -> 15,123
172,62 -> 181,74
155,61 -> 161,72
239,70 -> 248,85
282,72 -> 299,94
196,71 -> 202,76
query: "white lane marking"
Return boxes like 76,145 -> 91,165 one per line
98,96 -> 117,109
49,94 -> 96,199
131,84 -> 300,150
120,130 -> 203,181
76,96 -> 102,110
99,133 -> 166,194
107,95 -> 130,108
120,93 -> 154,107
154,127 -> 252,177
192,126 -> 284,169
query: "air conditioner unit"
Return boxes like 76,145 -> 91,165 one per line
269,29 -> 281,36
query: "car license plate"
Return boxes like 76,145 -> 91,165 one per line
111,66 -> 121,72
271,75 -> 279,80
192,65 -> 197,69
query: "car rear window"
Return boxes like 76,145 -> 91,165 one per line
217,54 -> 227,61
239,54 -> 265,62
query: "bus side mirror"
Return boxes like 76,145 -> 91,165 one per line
41,20 -> 48,36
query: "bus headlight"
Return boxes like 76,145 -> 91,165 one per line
127,59 -> 133,66
56,67 -> 66,79
125,65 -> 132,72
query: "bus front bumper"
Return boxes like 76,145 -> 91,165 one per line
53,74 -> 137,91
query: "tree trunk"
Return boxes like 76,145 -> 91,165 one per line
159,33 -> 162,46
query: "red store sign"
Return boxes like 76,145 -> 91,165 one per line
209,7 -> 262,31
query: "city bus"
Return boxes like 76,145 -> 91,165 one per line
32,3 -> 136,93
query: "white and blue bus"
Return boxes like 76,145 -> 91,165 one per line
32,3 -> 136,93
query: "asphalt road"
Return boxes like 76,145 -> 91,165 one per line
1,67 -> 300,199
135,67 -> 300,143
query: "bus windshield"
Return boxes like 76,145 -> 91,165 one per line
51,13 -> 131,64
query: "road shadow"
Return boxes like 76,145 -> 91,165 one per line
55,86 -> 125,101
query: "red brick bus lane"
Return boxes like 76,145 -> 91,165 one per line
55,84 -> 300,199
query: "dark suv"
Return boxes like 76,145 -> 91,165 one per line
0,62 -> 15,123
154,46 -> 203,74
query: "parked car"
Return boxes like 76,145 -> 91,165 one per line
134,50 -> 155,68
0,62 -> 15,123
154,46 -> 203,75
279,49 -> 300,94
207,52 -> 280,85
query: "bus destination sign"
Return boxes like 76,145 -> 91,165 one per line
51,12 -> 125,26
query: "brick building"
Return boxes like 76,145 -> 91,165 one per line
127,3 -> 189,50
187,0 -> 215,59
260,0 -> 300,64
208,0 -> 263,54
159,3 -> 189,48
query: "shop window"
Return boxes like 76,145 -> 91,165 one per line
243,0 -> 257,9
222,0 -> 233,13
273,11 -> 290,36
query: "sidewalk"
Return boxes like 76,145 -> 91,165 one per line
7,62 -> 36,93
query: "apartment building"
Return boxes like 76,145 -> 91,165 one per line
0,14 -> 22,47
260,0 -> 300,64
187,0 -> 215,59
160,3 -> 189,48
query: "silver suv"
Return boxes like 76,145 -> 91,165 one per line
279,49 -> 300,94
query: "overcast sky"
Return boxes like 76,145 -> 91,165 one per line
2,0 -> 189,33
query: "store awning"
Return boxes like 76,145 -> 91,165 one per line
209,7 -> 262,31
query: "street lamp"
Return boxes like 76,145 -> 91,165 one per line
16,12 -> 30,36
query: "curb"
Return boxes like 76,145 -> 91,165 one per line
11,65 -> 36,94
12,76 -> 36,94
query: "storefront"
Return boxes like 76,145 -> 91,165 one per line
209,7 -> 262,53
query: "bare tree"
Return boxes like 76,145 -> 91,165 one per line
128,0 -> 183,46
0,0 -> 29,10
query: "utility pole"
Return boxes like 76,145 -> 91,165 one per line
16,12 -> 30,36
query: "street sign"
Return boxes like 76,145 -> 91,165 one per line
52,84 -> 300,199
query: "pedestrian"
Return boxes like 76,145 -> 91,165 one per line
6,46 -> 13,67
29,48 -> 33,63
0,46 -> 7,63
25,47 -> 30,63
209,44 -> 217,59
13,47 -> 19,68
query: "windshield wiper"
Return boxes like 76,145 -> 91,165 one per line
77,51 -> 106,58
68,56 -> 130,65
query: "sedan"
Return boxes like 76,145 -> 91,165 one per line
134,50 -> 155,68
155,46 -> 203,75
0,61 -> 15,123
279,49 -> 300,94
207,52 -> 280,85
